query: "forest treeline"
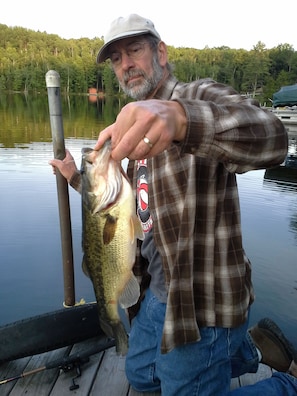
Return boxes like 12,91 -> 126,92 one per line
1,24 -> 297,105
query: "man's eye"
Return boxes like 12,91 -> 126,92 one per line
110,53 -> 121,63
132,46 -> 141,54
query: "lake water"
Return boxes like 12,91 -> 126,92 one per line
0,93 -> 297,350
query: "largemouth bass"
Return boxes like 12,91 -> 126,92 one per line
81,141 -> 144,355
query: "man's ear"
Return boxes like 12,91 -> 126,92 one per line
157,41 -> 168,66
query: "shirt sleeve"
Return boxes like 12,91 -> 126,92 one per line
69,170 -> 82,193
173,79 -> 288,173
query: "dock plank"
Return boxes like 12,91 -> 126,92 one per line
238,363 -> 273,387
0,357 -> 31,396
0,339 -> 275,395
49,339 -> 105,396
230,377 -> 240,391
8,347 -> 69,396
90,347 -> 129,396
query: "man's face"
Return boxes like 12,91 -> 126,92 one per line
107,36 -> 165,100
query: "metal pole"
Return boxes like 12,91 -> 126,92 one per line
45,70 -> 75,307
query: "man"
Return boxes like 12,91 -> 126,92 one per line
50,14 -> 297,395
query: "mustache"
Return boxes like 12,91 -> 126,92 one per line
123,69 -> 146,84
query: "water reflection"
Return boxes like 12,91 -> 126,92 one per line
0,95 -> 296,350
0,93 -> 128,148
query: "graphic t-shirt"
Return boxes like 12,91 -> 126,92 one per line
136,159 -> 167,302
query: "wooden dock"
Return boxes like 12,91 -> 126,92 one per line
0,335 -> 274,395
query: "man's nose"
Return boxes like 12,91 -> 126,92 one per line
120,52 -> 135,69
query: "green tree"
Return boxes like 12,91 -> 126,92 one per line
0,23 -> 296,102
242,42 -> 271,99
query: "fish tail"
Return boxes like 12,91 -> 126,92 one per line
113,321 -> 129,356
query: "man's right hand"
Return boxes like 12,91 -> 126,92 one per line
49,149 -> 78,183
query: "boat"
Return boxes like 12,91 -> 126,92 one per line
0,302 -> 107,364
272,84 -> 297,108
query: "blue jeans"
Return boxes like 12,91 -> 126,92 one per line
125,288 -> 297,395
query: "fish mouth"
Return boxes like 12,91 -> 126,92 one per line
81,147 -> 94,162
81,140 -> 112,165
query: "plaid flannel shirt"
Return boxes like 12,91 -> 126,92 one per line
126,75 -> 288,353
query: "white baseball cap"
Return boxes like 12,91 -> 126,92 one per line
97,14 -> 161,63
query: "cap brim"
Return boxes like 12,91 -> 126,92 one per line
96,30 -> 151,63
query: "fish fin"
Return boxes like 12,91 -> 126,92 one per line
103,214 -> 118,245
82,256 -> 90,278
119,273 -> 140,309
99,318 -> 114,339
131,215 -> 145,242
99,320 -> 128,356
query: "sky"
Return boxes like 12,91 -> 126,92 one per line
1,0 -> 296,51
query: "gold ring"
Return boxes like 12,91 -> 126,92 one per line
143,136 -> 153,149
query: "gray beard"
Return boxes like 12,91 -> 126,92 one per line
120,56 -> 164,100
